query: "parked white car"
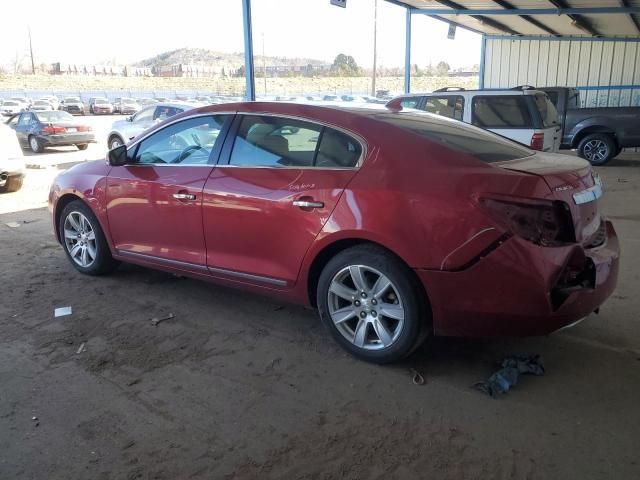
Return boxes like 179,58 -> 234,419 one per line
393,87 -> 562,152
1,100 -> 26,116
0,123 -> 25,193
31,100 -> 55,111
107,102 -> 194,149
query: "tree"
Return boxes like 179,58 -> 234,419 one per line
436,61 -> 450,76
332,54 -> 361,76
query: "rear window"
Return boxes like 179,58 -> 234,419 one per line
400,97 -> 421,109
533,93 -> 559,128
35,111 -> 74,123
375,112 -> 533,163
423,96 -> 464,121
472,96 -> 533,129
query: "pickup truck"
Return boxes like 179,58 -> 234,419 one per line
539,87 -> 640,165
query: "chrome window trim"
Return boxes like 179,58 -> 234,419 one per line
126,111 -> 236,150
225,111 -> 368,169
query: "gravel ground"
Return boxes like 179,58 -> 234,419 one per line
1,133 -> 639,479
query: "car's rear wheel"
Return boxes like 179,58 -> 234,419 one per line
76,144 -> 89,151
577,133 -> 616,166
0,175 -> 23,193
317,245 -> 426,364
108,135 -> 124,150
59,200 -> 118,275
29,136 -> 43,153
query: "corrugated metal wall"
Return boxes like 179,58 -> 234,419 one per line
482,37 -> 640,108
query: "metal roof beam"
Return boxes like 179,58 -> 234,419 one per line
546,0 -> 601,36
489,0 -> 560,36
621,0 -> 640,33
431,0 -> 522,35
410,7 -> 640,16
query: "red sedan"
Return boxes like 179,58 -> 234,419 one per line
48,102 -> 620,363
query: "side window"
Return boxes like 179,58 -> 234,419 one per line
400,97 -> 421,109
17,114 -> 32,126
133,115 -> 228,165
316,128 -> 362,168
132,107 -> 154,124
472,96 -> 533,128
229,115 -> 322,167
423,96 -> 464,121
154,106 -> 182,121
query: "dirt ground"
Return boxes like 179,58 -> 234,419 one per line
1,144 -> 640,479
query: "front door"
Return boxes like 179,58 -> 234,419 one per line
202,114 -> 364,286
106,114 -> 231,267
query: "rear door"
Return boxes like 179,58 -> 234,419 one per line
13,113 -> 34,147
202,114 -> 364,287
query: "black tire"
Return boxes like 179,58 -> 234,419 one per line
577,133 -> 617,166
0,175 -> 23,193
29,135 -> 43,153
108,135 -> 124,150
76,144 -> 89,151
59,200 -> 118,275
317,245 -> 428,364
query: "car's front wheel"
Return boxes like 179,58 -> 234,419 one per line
59,200 -> 118,275
317,245 -> 427,364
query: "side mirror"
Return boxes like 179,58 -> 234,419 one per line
108,145 -> 128,166
127,116 -> 133,122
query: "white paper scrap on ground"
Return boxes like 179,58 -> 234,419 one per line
54,306 -> 72,317
6,222 -> 21,228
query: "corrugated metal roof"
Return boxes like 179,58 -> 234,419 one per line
388,0 -> 640,37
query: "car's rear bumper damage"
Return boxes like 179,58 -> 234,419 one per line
417,220 -> 620,337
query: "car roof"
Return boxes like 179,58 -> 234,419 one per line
395,88 -> 547,97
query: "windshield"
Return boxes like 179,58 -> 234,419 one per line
35,101 -> 49,105
375,111 -> 533,163
534,93 -> 559,128
94,98 -> 109,103
64,98 -> 80,103
4,101 -> 19,106
35,111 -> 75,123
122,98 -> 136,103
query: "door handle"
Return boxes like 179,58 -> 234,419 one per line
173,193 -> 196,200
293,199 -> 324,209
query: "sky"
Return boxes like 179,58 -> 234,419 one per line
0,0 -> 481,70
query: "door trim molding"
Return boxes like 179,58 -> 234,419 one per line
117,250 -> 288,287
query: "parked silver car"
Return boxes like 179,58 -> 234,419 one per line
107,102 -> 194,149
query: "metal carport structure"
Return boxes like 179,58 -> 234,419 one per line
241,0 -> 640,109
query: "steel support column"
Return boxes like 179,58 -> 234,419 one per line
479,34 -> 486,89
404,8 -> 411,93
242,0 -> 256,101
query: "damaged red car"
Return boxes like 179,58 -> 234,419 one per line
48,102 -> 620,363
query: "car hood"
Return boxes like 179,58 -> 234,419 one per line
111,119 -> 131,129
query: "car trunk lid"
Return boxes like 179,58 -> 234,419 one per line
495,152 -> 603,246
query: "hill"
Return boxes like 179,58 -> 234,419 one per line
134,48 -> 328,69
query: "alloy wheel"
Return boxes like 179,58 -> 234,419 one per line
583,139 -> 609,163
327,265 -> 405,350
63,211 -> 97,268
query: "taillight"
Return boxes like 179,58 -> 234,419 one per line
480,197 -> 575,246
530,132 -> 544,150
78,126 -> 92,132
42,125 -> 66,134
